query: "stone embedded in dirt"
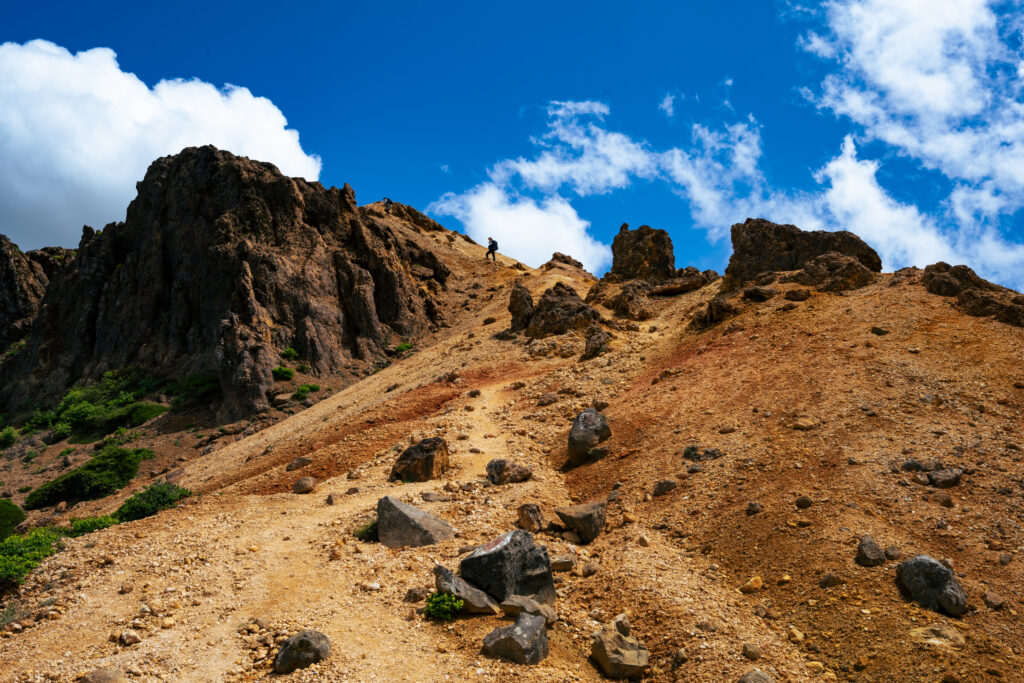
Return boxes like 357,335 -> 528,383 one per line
550,553 -> 577,572
649,266 -> 717,296
376,496 -> 455,548
870,326 -> 890,335
983,591 -> 1005,610
81,667 -> 128,683
691,295 -> 737,328
928,469 -> 962,489
500,595 -> 557,626
784,288 -> 811,301
165,469 -> 186,486
738,670 -> 774,683
909,623 -> 966,651
792,416 -> 817,431
285,457 -> 312,471
568,408 -> 612,465
292,477 -> 316,494
389,437 -> 450,482
819,572 -> 845,588
581,325 -> 611,361
537,392 -> 558,406
795,496 -> 813,509
119,630 -> 141,646
739,576 -> 763,593
581,562 -> 600,578
590,613 -> 650,680
998,552 -> 1013,566
788,251 -> 876,291
508,283 -> 535,332
746,502 -> 763,516
524,282 -> 600,339
743,286 -> 777,302
652,479 -> 677,496
273,629 -> 331,674
482,612 -> 549,665
403,587 -> 430,603
934,491 -> 954,508
605,223 -> 676,283
896,555 -> 968,617
420,491 -> 451,503
885,546 -> 902,561
721,218 -> 881,291
432,565 -> 501,614
741,643 -> 761,661
856,535 -> 887,567
554,501 -> 607,544
486,459 -> 533,485
683,445 -> 723,461
459,530 -> 557,604
517,503 -> 546,533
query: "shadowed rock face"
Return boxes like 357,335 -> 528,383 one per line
0,146 -> 447,417
0,237 -> 73,350
722,218 -> 882,291
922,262 -> 1023,327
606,224 -> 676,283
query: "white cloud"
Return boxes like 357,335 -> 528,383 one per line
659,94 -> 676,118
0,39 -> 321,250
428,183 -> 611,273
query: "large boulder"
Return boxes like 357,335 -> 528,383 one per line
432,564 -> 501,614
606,224 -> 675,283
922,262 -> 1024,327
690,295 -> 737,329
606,282 -> 653,320
376,496 -> 455,548
525,282 -> 600,338
459,530 -> 556,604
508,282 -> 535,331
389,437 -> 449,482
580,325 -> 611,361
482,613 -> 549,665
590,614 -> 650,679
568,408 -> 612,464
783,251 -> 875,291
273,629 -> 331,674
722,218 -> 881,291
895,555 -> 968,617
649,267 -> 718,296
554,501 -> 607,544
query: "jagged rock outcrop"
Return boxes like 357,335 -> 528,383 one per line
508,283 -> 535,331
722,218 -> 882,291
542,252 -> 587,272
605,224 -> 675,283
0,146 -> 448,417
781,251 -> 876,292
0,237 -> 73,350
605,282 -> 653,321
649,267 -> 718,296
922,262 -> 1023,327
524,283 -> 600,338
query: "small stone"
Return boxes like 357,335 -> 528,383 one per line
741,642 -> 761,661
983,591 -> 1005,610
870,326 -> 890,335
325,493 -> 339,505
738,669 -> 773,683
285,457 -> 312,471
998,552 -> 1013,565
792,416 -> 817,431
819,572 -> 845,588
746,501 -> 762,516
420,491 -> 451,503
486,458 -> 533,485
581,562 -> 600,578
292,477 -> 316,494
119,630 -> 141,646
273,630 -> 331,674
500,595 -> 557,626
161,618 -> 175,629
554,501 -> 607,544
516,503 -> 546,533
433,565 -> 501,614
118,582 -> 133,595
739,576 -> 763,593
795,496 -> 813,509
855,535 -> 886,567
590,614 -> 650,679
550,554 -> 576,572
896,555 -> 967,617
81,668 -> 128,683
652,479 -> 677,496
884,546 -> 902,561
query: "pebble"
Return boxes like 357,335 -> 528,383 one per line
742,642 -> 761,661
739,577 -> 763,593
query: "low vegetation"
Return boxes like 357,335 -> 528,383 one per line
0,426 -> 15,449
114,482 -> 191,523
353,517 -> 378,542
272,366 -> 295,381
279,347 -> 300,361
424,592 -> 463,621
165,373 -> 221,408
0,527 -> 63,591
23,447 -> 154,510
292,384 -> 321,400
0,499 -> 26,540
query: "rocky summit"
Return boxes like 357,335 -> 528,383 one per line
1,146 -> 1023,682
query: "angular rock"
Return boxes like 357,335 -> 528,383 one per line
738,670 -> 774,683
500,595 -> 557,626
652,479 -> 677,496
567,408 -> 612,465
525,282 -> 600,338
376,495 -> 455,548
788,251 -> 876,291
486,459 -> 533,485
580,325 -> 611,361
784,288 -> 811,301
550,553 -> 576,572
606,282 -> 653,320
432,564 -> 501,614
0,235 -> 67,350
855,535 -> 887,567
742,286 -> 777,302
483,613 -> 549,665
389,437 -> 449,482
508,283 -> 535,332
516,503 -> 546,533
590,614 -> 650,680
928,468 -> 962,489
554,501 -> 606,544
896,555 -> 968,617
649,267 -> 717,296
922,262 -> 1024,327
605,224 -> 676,283
292,477 -> 316,494
722,218 -> 881,291
81,668 -> 128,683
273,629 -> 331,674
459,530 -> 556,604
544,252 -> 585,270
285,456 -> 312,471
691,295 -> 737,328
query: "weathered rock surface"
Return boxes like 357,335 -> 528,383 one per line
922,262 -> 1023,327
81,667 -> 128,683
0,146 -> 448,417
606,282 -> 653,320
516,503 -> 546,533
482,613 -> 549,665
485,458 -> 533,485
567,408 -> 612,464
389,437 -> 449,482
554,501 -> 607,543
738,670 -> 774,683
432,564 -> 501,614
292,477 -> 316,494
580,325 -> 611,361
525,282 -> 600,338
459,530 -> 556,604
508,282 -> 534,331
855,535 -> 886,567
590,614 -> 650,680
0,236 -> 69,350
605,224 -> 675,283
691,296 -> 737,329
722,218 -> 881,291
649,267 -> 717,296
273,629 -> 331,674
376,496 -> 455,548
783,251 -> 876,292
895,555 -> 968,617
500,595 -> 557,626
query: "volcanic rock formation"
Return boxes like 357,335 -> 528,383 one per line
0,237 -> 73,350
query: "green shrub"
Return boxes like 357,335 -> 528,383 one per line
0,500 -> 26,540
353,518 -> 378,542
23,447 -> 154,510
0,427 -> 15,449
52,422 -> 72,440
280,347 -> 300,361
17,486 -> 31,494
424,592 -> 463,621
114,482 -> 191,522
68,515 -> 117,536
272,366 -> 295,381
3,338 -> 27,359
0,527 -> 63,590
166,373 -> 221,408
296,362 -> 311,373
395,341 -> 414,353
292,384 -> 321,400
129,403 -> 167,425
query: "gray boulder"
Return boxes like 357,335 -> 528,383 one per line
292,476 -> 316,494
590,614 -> 649,679
895,555 -> 968,617
460,530 -> 556,604
555,501 -> 607,544
432,565 -> 500,614
483,613 -> 549,665
273,629 -> 331,674
376,496 -> 455,549
855,535 -> 886,567
568,408 -> 612,465
500,595 -> 557,626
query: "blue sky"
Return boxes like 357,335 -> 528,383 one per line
2,1 -> 1024,287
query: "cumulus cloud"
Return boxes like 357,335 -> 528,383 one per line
0,39 -> 321,249
659,93 -> 676,117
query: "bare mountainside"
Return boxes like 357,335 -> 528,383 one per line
1,148 -> 1023,683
